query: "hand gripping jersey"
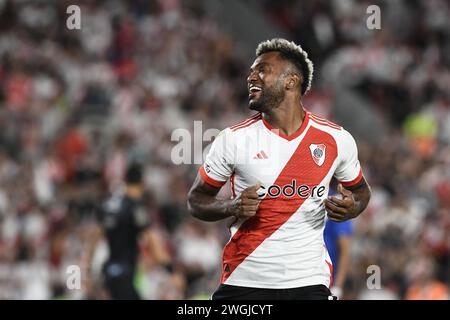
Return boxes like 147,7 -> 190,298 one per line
199,111 -> 363,289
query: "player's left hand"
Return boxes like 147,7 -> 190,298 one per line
324,184 -> 358,222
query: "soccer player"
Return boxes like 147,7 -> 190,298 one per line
187,38 -> 371,300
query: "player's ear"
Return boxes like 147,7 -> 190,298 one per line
286,74 -> 300,90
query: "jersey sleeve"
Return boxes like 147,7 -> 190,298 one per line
199,128 -> 235,188
333,129 -> 363,187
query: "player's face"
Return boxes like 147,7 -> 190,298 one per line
247,52 -> 287,112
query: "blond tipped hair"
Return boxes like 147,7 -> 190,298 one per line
256,38 -> 314,95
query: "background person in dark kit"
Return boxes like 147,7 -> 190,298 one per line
89,162 -> 170,300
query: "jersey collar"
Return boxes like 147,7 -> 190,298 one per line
261,112 -> 310,141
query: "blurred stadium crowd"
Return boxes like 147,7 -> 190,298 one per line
0,0 -> 448,299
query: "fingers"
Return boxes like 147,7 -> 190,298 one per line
241,198 -> 260,206
245,192 -> 261,200
233,182 -> 262,218
327,213 -> 346,222
324,199 -> 348,215
326,196 -> 354,210
243,181 -> 263,200
232,199 -> 259,218
337,183 -> 352,198
240,188 -> 260,216
239,205 -> 259,217
327,196 -> 346,206
326,209 -> 347,222
329,184 -> 354,206
324,198 -> 348,222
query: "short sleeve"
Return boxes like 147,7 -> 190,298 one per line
333,129 -> 363,187
199,128 -> 235,188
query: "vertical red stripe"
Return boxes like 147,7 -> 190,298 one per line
326,260 -> 333,287
221,127 -> 338,283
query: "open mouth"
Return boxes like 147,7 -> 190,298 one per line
248,85 -> 262,98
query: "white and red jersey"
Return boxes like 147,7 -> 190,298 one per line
199,111 -> 363,289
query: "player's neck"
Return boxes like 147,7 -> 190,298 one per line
263,99 -> 306,137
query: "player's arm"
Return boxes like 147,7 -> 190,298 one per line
327,129 -> 371,222
187,173 -> 261,222
85,223 -> 104,262
83,222 -> 105,289
141,228 -> 171,265
188,127 -> 261,222
324,177 -> 371,222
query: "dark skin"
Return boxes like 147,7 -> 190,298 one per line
187,175 -> 261,221
187,51 -> 371,222
324,180 -> 371,222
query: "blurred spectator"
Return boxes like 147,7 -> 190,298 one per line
405,255 -> 449,300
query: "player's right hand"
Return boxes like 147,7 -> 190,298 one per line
228,182 -> 262,218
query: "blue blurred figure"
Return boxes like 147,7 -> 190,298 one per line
324,214 -> 353,299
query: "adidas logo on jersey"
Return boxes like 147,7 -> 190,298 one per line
253,150 -> 269,159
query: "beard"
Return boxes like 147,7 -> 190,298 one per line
249,80 -> 286,113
